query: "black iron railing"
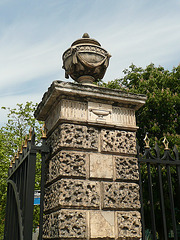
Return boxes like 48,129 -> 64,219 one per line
138,135 -> 180,240
4,128 -> 49,240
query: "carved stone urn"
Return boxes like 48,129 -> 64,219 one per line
62,33 -> 111,85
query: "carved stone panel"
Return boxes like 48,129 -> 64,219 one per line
117,211 -> 142,239
112,107 -> 136,127
88,102 -> 112,123
101,129 -> 136,154
47,151 -> 87,182
43,210 -> 87,239
45,102 -> 61,132
115,156 -> 139,181
89,211 -> 115,239
102,182 -> 140,210
48,124 -> 98,154
90,153 -> 113,179
44,179 -> 100,211
61,99 -> 87,120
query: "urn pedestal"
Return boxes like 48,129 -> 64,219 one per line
35,81 -> 146,239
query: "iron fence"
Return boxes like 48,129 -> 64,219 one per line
138,135 -> 180,240
4,128 -> 49,240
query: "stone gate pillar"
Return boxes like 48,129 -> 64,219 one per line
35,80 -> 146,239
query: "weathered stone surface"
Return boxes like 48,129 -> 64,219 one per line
101,129 -> 136,154
102,182 -> 140,210
59,210 -> 87,238
43,213 -> 51,238
44,179 -> 100,211
48,124 -> 98,153
43,211 -> 62,238
89,211 -> 115,239
90,153 -> 113,179
43,210 -> 87,239
115,156 -> 139,181
117,211 -> 142,239
47,151 -> 87,182
44,160 -> 50,185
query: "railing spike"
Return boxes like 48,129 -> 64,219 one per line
41,123 -> 47,139
16,148 -> 20,159
154,142 -> 160,158
173,145 -> 179,160
163,136 -> 169,150
144,133 -> 150,148
13,153 -> 16,164
20,142 -> 23,154
10,158 -> 13,168
24,135 -> 28,148
28,127 -> 32,141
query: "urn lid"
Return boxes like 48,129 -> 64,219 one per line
71,33 -> 101,47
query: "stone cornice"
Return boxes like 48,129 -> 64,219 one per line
34,81 -> 147,121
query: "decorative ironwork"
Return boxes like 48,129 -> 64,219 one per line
144,133 -> 150,148
4,129 -> 49,240
163,136 -> 169,150
138,138 -> 180,240
41,123 -> 47,139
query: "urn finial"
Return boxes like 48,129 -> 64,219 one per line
82,33 -> 90,38
62,34 -> 111,85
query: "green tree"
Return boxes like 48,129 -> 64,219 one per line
0,102 -> 43,239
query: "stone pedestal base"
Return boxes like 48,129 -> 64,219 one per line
35,81 -> 146,240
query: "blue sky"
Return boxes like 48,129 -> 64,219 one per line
0,0 -> 180,126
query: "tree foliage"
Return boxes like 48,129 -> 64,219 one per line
102,63 -> 180,150
0,102 -> 43,239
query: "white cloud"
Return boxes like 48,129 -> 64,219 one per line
0,0 -> 180,125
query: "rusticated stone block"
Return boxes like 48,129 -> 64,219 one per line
44,179 -> 100,211
43,210 -> 87,239
101,129 -> 136,154
89,211 -> 115,239
49,211 -> 60,238
44,160 -> 50,185
43,213 -> 50,238
117,211 -> 142,239
48,123 -> 98,153
102,182 -> 140,210
48,151 -> 87,182
90,153 -> 113,179
115,156 -> 139,181
59,210 -> 87,238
